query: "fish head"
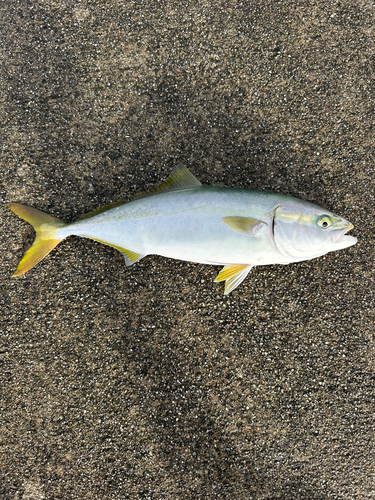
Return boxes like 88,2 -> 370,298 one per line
273,199 -> 357,262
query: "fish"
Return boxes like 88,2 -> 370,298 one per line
6,164 -> 357,294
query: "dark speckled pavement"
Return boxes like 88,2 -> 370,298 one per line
0,1 -> 374,499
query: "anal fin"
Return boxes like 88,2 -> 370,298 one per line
89,237 -> 145,267
214,264 -> 253,295
120,248 -> 146,267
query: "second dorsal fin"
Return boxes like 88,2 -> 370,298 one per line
78,200 -> 128,221
133,163 -> 202,200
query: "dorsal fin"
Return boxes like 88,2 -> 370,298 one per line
133,164 -> 202,200
78,200 -> 127,221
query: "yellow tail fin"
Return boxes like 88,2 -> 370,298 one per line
7,203 -> 67,276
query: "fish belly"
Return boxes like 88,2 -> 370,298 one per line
132,213 -> 280,265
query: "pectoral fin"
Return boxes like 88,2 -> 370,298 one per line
222,216 -> 266,235
214,264 -> 253,295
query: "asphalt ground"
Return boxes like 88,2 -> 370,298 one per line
0,1 -> 374,499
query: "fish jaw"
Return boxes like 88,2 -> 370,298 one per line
330,223 -> 357,249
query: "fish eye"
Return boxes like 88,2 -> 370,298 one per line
317,215 -> 332,229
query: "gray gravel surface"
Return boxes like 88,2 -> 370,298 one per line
1,1 -> 374,499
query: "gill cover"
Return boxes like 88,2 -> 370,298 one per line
273,204 -> 356,261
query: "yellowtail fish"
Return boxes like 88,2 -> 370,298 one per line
7,165 -> 357,294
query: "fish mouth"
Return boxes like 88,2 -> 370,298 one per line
331,223 -> 357,247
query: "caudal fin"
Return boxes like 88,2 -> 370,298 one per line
6,203 -> 67,276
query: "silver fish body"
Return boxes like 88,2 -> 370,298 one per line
62,187 -> 282,266
7,165 -> 357,294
